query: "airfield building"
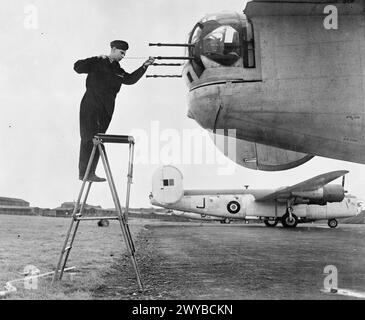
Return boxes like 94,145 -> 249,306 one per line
49,202 -> 115,218
0,196 -> 39,216
0,197 -> 29,207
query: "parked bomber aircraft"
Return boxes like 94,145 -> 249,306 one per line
175,0 -> 365,171
149,166 -> 360,228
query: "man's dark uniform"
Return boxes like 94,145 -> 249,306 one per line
74,52 -> 147,179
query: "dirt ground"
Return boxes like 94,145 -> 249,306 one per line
93,222 -> 365,300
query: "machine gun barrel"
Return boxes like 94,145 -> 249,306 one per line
149,43 -> 194,48
155,56 -> 194,60
152,63 -> 184,66
146,75 -> 182,78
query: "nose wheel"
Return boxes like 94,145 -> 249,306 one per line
264,218 -> 278,227
328,219 -> 338,228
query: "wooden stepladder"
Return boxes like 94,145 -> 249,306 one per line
52,134 -> 143,290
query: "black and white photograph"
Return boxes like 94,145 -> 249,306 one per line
1,0 -> 365,308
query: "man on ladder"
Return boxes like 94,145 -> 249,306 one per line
74,40 -> 155,182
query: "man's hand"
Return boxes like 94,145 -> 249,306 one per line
143,56 -> 155,68
98,55 -> 108,59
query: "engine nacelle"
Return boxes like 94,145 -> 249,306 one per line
292,185 -> 345,205
323,185 -> 346,203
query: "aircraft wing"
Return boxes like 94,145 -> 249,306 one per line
246,0 -> 356,2
255,170 -> 348,202
244,0 -> 364,16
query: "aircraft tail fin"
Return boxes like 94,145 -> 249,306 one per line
151,166 -> 184,205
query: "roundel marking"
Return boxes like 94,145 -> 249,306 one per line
227,201 -> 240,214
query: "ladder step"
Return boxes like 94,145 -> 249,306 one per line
76,217 -> 119,221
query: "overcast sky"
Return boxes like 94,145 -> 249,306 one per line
1,0 -> 365,209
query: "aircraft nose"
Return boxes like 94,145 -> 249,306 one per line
187,86 -> 222,130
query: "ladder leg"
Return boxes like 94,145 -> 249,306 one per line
52,216 -> 76,284
99,144 -> 135,252
124,142 -> 135,223
98,144 -> 143,290
127,243 -> 144,291
59,221 -> 80,279
52,181 -> 93,284
122,143 -> 136,253
59,181 -> 93,280
52,145 -> 97,284
122,142 -> 135,253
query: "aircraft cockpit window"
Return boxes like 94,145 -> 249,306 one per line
191,25 -> 203,45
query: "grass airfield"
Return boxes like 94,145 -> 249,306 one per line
1,215 -> 365,300
0,214 -> 144,299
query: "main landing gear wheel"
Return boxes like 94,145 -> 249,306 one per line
264,218 -> 278,227
328,219 -> 338,228
281,212 -> 298,228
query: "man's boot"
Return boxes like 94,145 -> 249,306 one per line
79,172 -> 106,183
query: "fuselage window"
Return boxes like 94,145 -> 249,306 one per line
186,71 -> 194,83
188,24 -> 205,77
243,20 -> 255,68
163,179 -> 175,187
